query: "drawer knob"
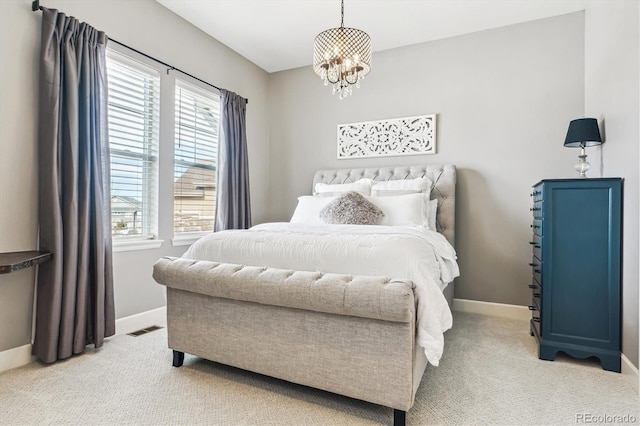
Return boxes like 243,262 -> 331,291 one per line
532,317 -> 541,323
528,262 -> 538,267
528,284 -> 536,289
528,305 -> 537,311
534,269 -> 541,273
533,293 -> 541,297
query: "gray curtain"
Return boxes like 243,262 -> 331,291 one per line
33,8 -> 114,363
215,90 -> 251,231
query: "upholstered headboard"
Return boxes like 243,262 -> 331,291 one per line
312,165 -> 456,247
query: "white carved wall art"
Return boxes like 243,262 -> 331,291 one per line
337,114 -> 436,159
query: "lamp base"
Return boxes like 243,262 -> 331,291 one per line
575,154 -> 590,178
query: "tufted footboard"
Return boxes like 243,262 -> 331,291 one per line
153,256 -> 426,425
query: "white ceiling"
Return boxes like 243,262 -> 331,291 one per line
156,0 -> 587,73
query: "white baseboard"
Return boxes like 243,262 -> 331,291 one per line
0,307 -> 167,374
453,298 -> 531,321
621,353 -> 639,393
115,306 -> 167,336
0,343 -> 35,373
454,298 -> 639,394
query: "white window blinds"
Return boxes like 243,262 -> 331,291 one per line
106,49 -> 160,239
173,80 -> 220,234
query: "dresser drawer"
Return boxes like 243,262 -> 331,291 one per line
529,296 -> 542,317
533,295 -> 541,311
532,287 -> 541,307
533,267 -> 542,285
529,276 -> 542,290
531,186 -> 543,202
531,219 -> 543,236
529,234 -> 542,259
530,201 -> 543,219
530,317 -> 541,339
530,257 -> 542,284
531,297 -> 542,338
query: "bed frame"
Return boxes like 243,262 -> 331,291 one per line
153,165 -> 456,426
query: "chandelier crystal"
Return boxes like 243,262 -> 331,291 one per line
313,0 -> 371,99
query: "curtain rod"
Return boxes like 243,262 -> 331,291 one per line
31,0 -> 248,104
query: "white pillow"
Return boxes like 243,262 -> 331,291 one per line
366,194 -> 425,227
371,177 -> 432,197
315,178 -> 372,196
428,199 -> 437,231
290,196 -> 336,225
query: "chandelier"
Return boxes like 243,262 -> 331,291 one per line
313,0 -> 371,99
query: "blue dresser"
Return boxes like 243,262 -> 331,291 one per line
529,178 -> 622,372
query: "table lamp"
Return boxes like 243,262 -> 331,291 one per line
564,118 -> 602,178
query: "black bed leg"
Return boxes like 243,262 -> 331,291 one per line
393,409 -> 406,426
172,350 -> 184,367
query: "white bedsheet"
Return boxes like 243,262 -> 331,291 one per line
183,222 -> 460,366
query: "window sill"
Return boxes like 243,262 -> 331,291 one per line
171,234 -> 208,247
113,239 -> 164,253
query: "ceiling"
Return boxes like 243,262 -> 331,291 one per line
156,0 -> 587,73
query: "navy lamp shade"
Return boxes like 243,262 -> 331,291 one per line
564,118 -> 602,178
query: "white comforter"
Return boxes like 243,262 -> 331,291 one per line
183,222 -> 460,366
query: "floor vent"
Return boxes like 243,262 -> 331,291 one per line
127,325 -> 163,337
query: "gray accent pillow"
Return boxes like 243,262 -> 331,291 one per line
319,191 -> 384,225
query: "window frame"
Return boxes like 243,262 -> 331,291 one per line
171,76 -> 221,245
105,44 -> 164,252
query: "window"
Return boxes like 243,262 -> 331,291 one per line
105,49 -> 160,239
173,79 -> 220,235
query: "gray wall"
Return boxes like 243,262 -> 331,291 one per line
0,0 -> 40,353
268,13 -> 585,310
0,0 -> 270,352
585,1 -> 640,367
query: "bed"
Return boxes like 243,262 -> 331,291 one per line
152,164 -> 458,426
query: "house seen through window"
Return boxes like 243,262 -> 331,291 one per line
105,49 -> 160,239
173,80 -> 220,235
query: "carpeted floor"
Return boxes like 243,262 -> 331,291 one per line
0,312 -> 637,425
